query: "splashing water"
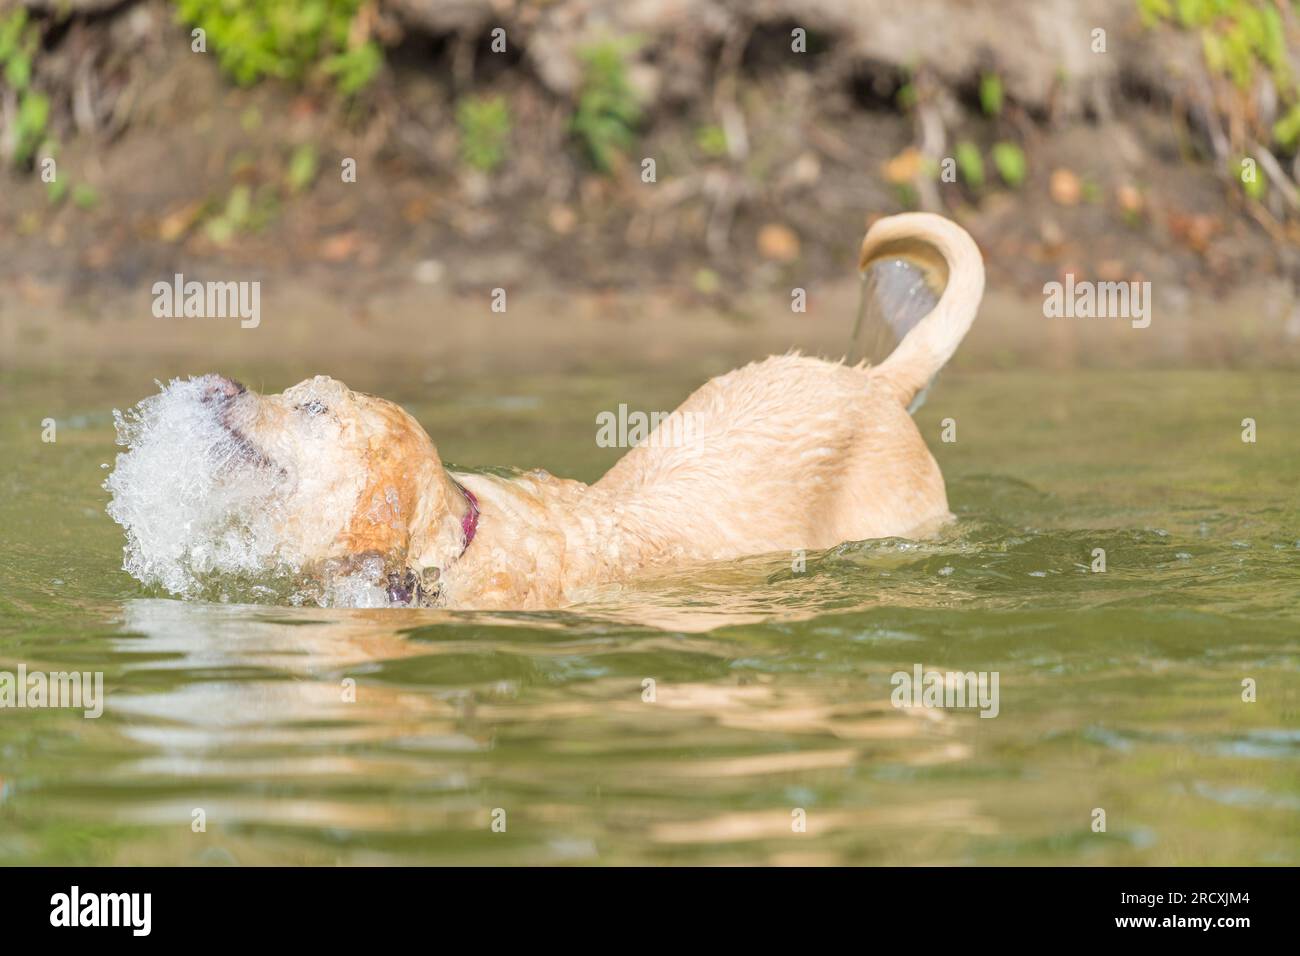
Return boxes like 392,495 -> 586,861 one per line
105,377 -> 419,608
848,257 -> 941,411
103,377 -> 294,600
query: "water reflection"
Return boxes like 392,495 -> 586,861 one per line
99,597 -> 986,861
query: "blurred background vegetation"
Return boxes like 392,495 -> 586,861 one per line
2,0 -> 1300,363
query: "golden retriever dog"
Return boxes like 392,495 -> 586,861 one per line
192,212 -> 983,609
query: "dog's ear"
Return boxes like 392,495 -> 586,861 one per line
336,397 -> 472,571
339,445 -> 432,559
341,451 -> 470,569
408,464 -> 474,574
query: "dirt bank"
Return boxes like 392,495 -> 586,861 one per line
2,0 -> 1300,369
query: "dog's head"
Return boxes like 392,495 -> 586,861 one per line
199,374 -> 473,601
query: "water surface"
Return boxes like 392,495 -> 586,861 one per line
1,362 -> 1296,864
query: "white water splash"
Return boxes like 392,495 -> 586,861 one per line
320,555 -> 393,609
104,377 -> 294,600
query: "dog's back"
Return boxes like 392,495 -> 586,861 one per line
590,213 -> 984,564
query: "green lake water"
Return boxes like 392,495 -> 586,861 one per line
1,361 -> 1297,865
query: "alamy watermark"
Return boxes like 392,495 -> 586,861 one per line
890,663 -> 1000,718
0,664 -> 104,718
151,273 -> 261,328
596,404 -> 700,449
50,886 -> 150,936
1043,274 -> 1151,329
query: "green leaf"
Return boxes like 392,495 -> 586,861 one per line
286,143 -> 319,193
457,94 -> 512,173
72,183 -> 99,210
14,91 -> 49,164
991,141 -> 1027,188
695,124 -> 728,159
979,73 -> 1003,117
225,185 -> 252,226
46,176 -> 67,205
4,53 -> 30,91
172,0 -> 378,92
572,38 -> 643,172
955,141 -> 985,190
1272,103 -> 1300,150
1238,156 -> 1266,200
1137,0 -> 1173,27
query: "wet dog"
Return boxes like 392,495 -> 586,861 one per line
128,213 -> 983,609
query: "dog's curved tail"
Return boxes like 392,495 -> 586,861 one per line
857,213 -> 984,409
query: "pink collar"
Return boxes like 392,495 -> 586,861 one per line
457,483 -> 480,555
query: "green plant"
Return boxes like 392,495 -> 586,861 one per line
979,72 -> 1004,117
991,141 -> 1026,187
1172,0 -> 1288,89
46,175 -> 67,205
1237,155 -> 1267,200
695,124 -> 728,159
954,141 -> 985,190
1274,103 -> 1300,150
204,183 -> 276,243
0,10 -> 35,89
572,38 -> 642,172
692,267 -> 720,295
456,95 -> 512,173
72,183 -> 99,210
893,182 -> 919,210
13,91 -> 49,165
171,0 -> 380,92
1137,0 -> 1174,26
285,143 -> 319,192
322,40 -> 382,96
0,10 -> 49,167
1140,0 -> 1299,156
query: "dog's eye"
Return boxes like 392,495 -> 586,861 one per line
296,400 -> 328,416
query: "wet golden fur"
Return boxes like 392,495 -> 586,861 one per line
217,213 -> 985,609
